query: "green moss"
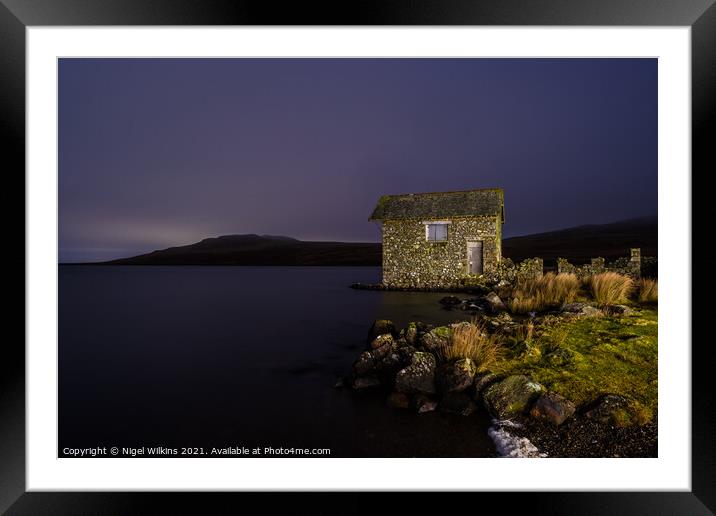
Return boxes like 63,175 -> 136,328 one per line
432,326 -> 452,339
611,408 -> 632,427
494,308 -> 658,424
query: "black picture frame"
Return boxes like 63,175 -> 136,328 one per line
1,1 -> 712,513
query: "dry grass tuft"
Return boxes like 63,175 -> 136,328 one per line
590,272 -> 634,306
439,319 -> 502,371
508,295 -> 543,314
636,278 -> 658,304
508,273 -> 580,314
516,321 -> 535,343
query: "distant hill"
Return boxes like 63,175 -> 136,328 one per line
99,216 -> 656,266
502,216 -> 657,265
104,234 -> 381,266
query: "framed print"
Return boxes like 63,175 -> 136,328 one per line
2,0 -> 713,513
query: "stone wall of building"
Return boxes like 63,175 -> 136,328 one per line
381,216 -> 500,289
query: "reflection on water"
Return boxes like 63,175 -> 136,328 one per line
59,265 -> 496,457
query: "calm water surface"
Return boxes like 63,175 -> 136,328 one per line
59,266 -> 497,457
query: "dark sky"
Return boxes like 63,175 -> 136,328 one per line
59,58 -> 657,262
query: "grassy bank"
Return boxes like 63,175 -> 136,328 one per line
495,307 -> 658,425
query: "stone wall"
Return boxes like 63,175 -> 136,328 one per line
557,248 -> 645,279
479,256 -> 543,285
515,257 -> 544,282
381,216 -> 501,289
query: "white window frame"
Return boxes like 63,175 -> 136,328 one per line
423,220 -> 451,242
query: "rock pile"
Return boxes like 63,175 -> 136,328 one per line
345,319 -> 578,426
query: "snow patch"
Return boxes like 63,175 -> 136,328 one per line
488,421 -> 547,458
493,418 -> 522,429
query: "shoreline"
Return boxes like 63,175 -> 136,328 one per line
343,285 -> 658,458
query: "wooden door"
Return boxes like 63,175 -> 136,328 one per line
468,241 -> 483,274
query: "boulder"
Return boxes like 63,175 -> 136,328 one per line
367,319 -> 397,343
412,394 -> 438,414
396,345 -> 418,364
374,345 -> 409,381
562,303 -> 602,318
417,322 -> 434,334
473,372 -> 501,399
584,394 -> 631,425
370,333 -> 394,350
405,322 -> 434,346
579,305 -> 603,318
386,391 -> 411,409
610,304 -> 635,316
353,351 -> 377,376
562,302 -> 587,313
482,375 -> 543,419
370,340 -> 393,360
439,391 -> 477,416
405,323 -> 418,346
530,392 -> 576,425
494,279 -> 513,300
436,358 -> 477,393
483,292 -> 507,314
419,326 -> 451,353
395,352 -> 436,394
352,375 -> 381,390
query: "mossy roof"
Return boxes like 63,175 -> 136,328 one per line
369,188 -> 504,222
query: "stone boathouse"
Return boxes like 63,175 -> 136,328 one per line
369,188 -> 505,289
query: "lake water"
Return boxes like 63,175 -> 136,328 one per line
59,265 -> 498,457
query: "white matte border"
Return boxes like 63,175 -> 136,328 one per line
27,27 -> 691,491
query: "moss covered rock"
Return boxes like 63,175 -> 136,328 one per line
405,322 -> 418,346
584,394 -> 632,426
395,352 -> 436,394
436,358 -> 477,393
353,351 -> 376,376
419,326 -> 451,353
370,340 -> 393,361
370,333 -> 394,350
482,375 -> 543,419
473,372 -> 502,400
367,319 -> 397,343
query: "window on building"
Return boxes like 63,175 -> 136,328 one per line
426,223 -> 448,242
